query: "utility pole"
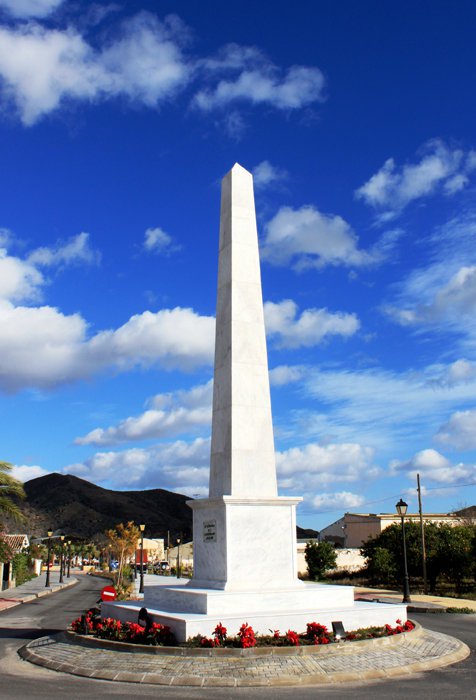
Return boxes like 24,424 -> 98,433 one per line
417,473 -> 428,594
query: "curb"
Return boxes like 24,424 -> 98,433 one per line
0,578 -> 78,612
18,621 -> 471,687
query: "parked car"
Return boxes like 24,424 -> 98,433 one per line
153,561 -> 170,573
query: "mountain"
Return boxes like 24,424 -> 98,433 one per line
16,473 -> 193,542
7,472 -> 318,543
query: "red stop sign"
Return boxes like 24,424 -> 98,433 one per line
101,585 -> 117,601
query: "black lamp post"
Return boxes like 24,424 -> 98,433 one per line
45,529 -> 53,587
176,538 -> 181,579
67,540 -> 71,578
396,499 -> 412,603
59,534 -> 65,584
139,523 -> 145,594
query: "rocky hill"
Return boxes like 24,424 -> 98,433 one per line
9,473 -> 318,543
15,473 -> 193,542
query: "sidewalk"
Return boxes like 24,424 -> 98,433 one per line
0,571 -> 78,612
354,586 -> 476,612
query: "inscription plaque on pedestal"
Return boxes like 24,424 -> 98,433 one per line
203,519 -> 216,542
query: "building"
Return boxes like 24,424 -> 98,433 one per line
140,538 -> 165,563
319,512 -> 468,549
1,534 -> 30,589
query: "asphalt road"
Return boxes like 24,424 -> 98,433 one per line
0,576 -> 474,700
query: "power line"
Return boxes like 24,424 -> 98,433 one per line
298,480 -> 476,516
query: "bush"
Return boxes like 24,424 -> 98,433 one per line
305,541 -> 337,580
12,552 -> 34,586
361,522 -> 476,592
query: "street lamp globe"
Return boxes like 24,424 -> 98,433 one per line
396,498 -> 408,517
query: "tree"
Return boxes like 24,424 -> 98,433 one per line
361,522 -> 476,592
105,521 -> 140,590
0,461 -> 26,526
305,541 -> 337,580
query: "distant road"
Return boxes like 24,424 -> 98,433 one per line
0,578 -> 474,700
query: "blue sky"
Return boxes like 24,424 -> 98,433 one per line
1,0 -> 476,530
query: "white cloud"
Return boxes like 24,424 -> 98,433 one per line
390,448 -> 475,485
0,18 -> 326,127
194,51 -> 325,112
433,359 -> 476,387
252,160 -> 287,190
143,226 -> 179,255
0,302 -> 214,392
0,233 -> 100,305
300,363 -> 476,457
64,437 -> 210,493
388,265 -> 476,329
0,248 -> 44,302
27,232 -> 100,267
264,299 -> 359,349
355,140 -> 476,220
0,227 -> 11,246
261,205 -> 375,269
276,442 -> 379,492
0,13 -> 190,125
311,491 -> 365,512
75,380 -> 212,446
0,0 -> 63,18
269,364 -> 305,386
435,410 -> 476,451
10,463 -> 49,482
383,212 -> 476,344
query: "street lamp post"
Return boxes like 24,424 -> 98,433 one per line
139,523 -> 145,594
396,499 -> 412,603
45,529 -> 53,587
176,538 -> 181,579
59,534 -> 65,584
67,540 -> 71,578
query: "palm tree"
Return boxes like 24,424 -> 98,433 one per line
0,461 -> 26,525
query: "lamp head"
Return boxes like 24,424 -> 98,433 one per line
47,529 -> 53,538
396,498 -> 408,516
60,533 -> 65,541
139,523 -> 145,532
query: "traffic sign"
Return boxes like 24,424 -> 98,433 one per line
100,585 -> 117,601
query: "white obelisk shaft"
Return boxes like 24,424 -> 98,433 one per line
209,163 -> 278,499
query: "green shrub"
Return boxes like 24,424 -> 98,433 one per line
305,541 -> 337,581
12,552 -> 34,586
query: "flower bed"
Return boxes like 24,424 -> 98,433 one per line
186,619 -> 414,648
70,608 -> 414,649
70,608 -> 175,646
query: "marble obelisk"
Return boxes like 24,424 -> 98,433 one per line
188,163 -> 302,590
209,163 -> 278,499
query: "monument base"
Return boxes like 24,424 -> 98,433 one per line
102,580 -> 407,643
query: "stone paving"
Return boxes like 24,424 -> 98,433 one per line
19,623 -> 470,687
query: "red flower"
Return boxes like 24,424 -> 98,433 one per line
237,623 -> 256,648
213,622 -> 227,646
285,630 -> 300,646
200,636 -> 217,648
306,622 -> 328,637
